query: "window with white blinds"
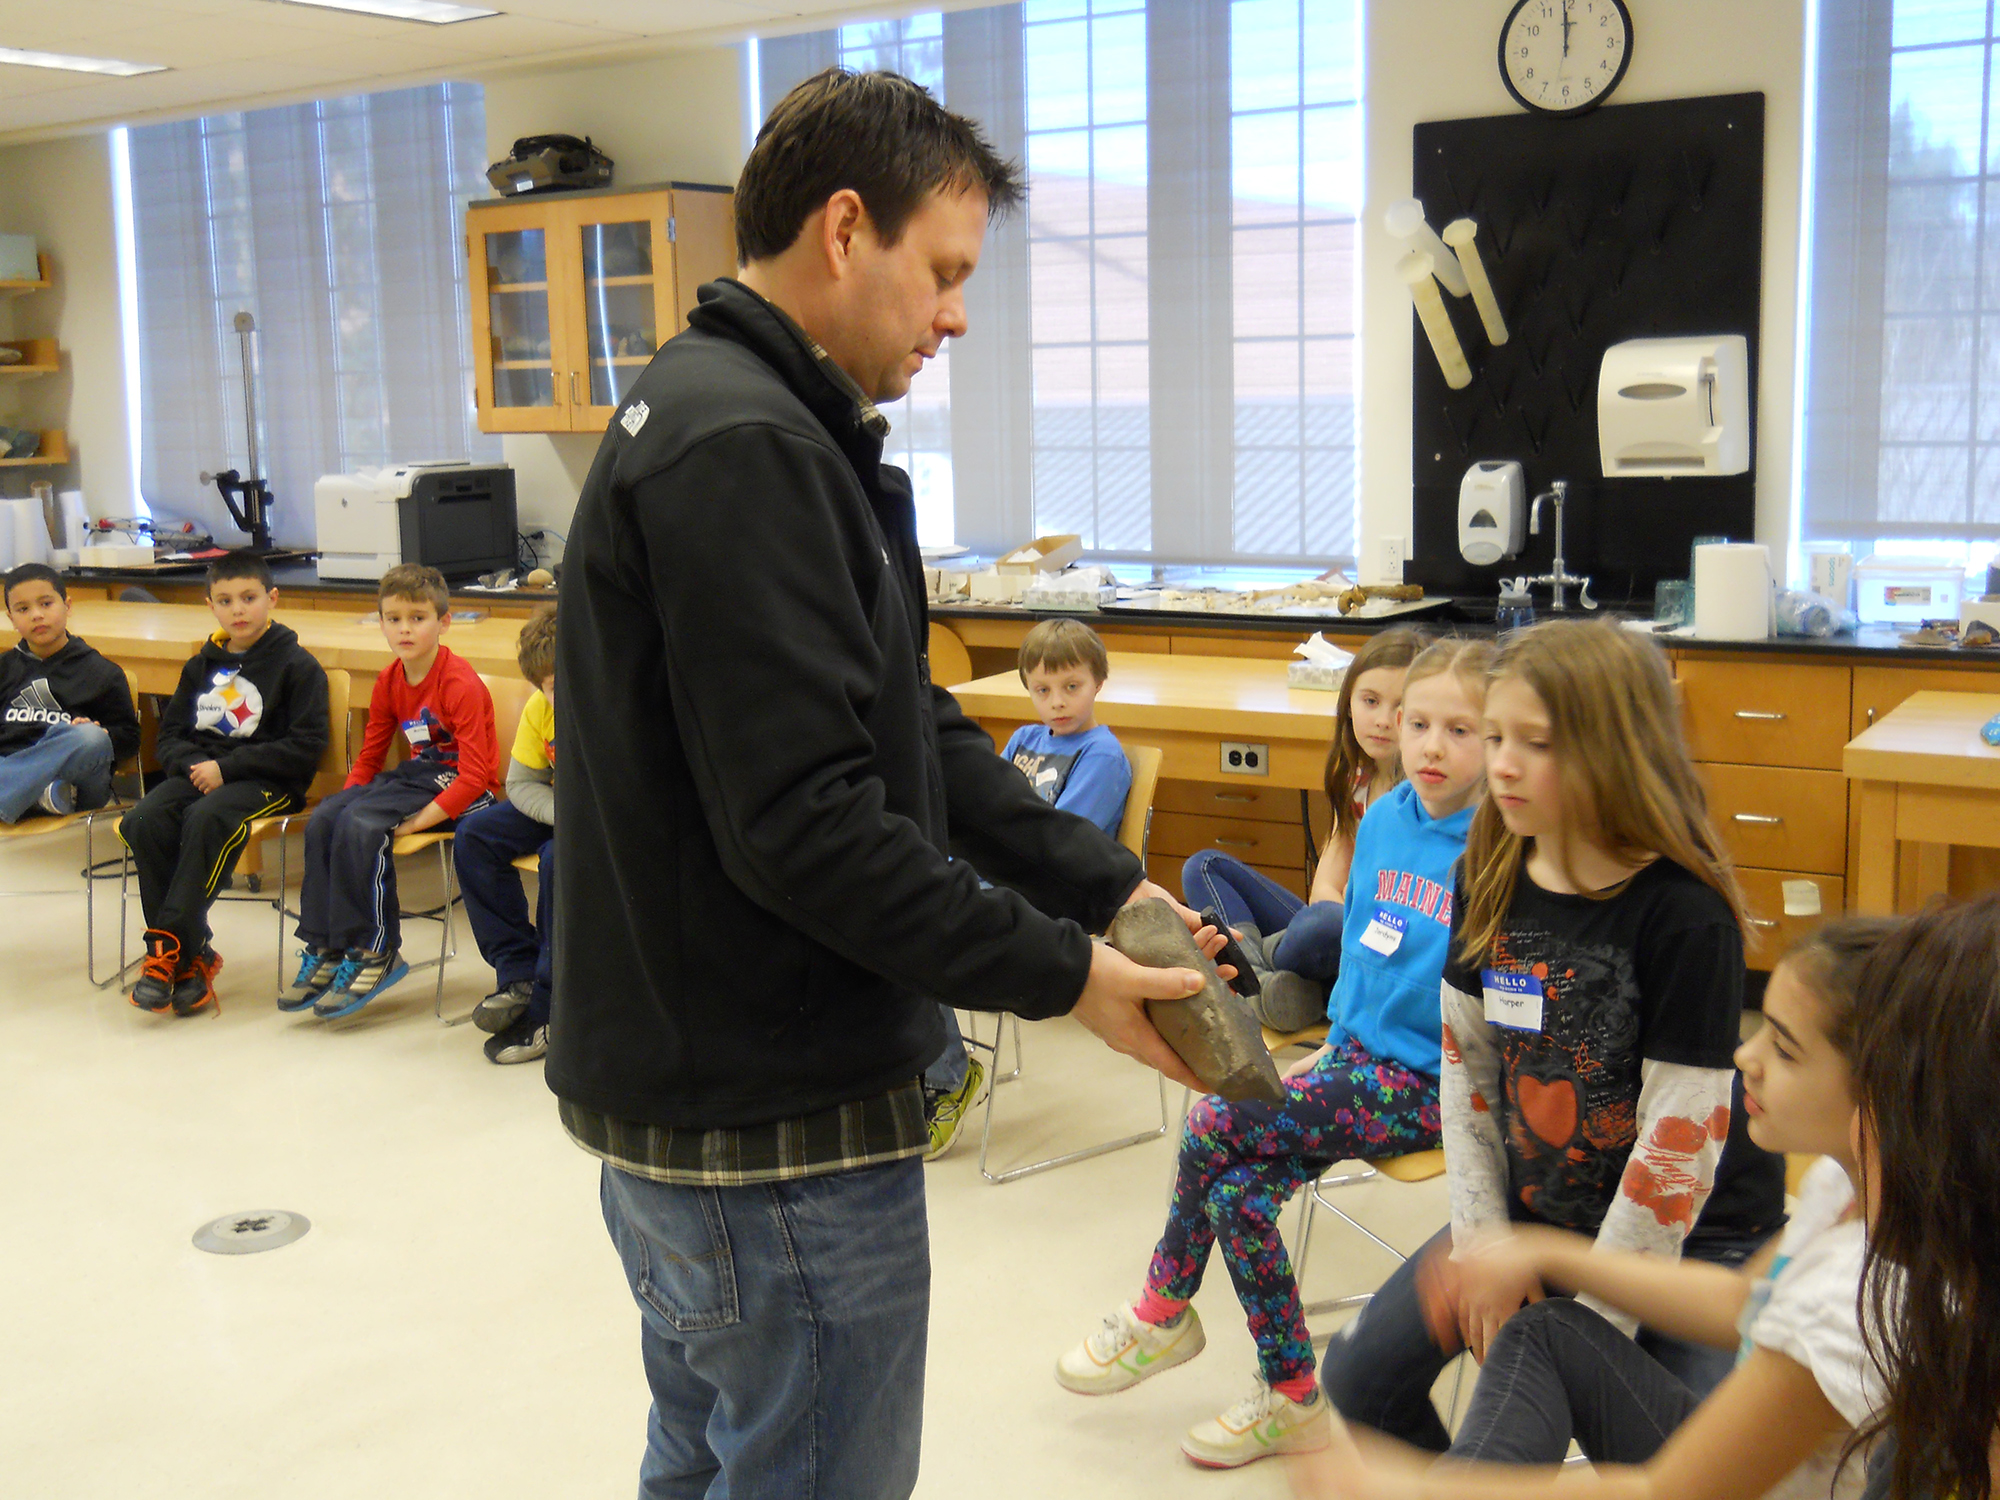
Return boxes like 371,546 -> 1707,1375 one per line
125,83 -> 497,549
759,0 -> 1363,566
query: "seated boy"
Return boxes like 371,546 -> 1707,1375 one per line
0,562 -> 140,823
924,618 -> 1134,1158
121,552 -> 329,1015
452,604 -> 556,1066
282,563 -> 501,1021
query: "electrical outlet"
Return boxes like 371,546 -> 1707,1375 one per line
1374,535 -> 1408,583
1220,742 -> 1269,776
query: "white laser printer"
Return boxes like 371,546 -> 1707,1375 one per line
313,461 -> 517,582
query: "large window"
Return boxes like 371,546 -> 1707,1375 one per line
126,84 -> 496,548
1803,0 -> 2000,562
759,0 -> 1364,566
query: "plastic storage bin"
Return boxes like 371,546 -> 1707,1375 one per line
1853,558 -> 1965,625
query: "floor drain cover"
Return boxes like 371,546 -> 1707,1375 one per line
193,1210 -> 311,1255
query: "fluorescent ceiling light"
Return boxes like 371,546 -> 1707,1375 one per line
269,0 -> 500,22
0,47 -> 166,76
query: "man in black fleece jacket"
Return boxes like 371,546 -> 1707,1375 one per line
0,562 -> 140,823
551,71 -> 1213,1496
120,553 -> 328,1015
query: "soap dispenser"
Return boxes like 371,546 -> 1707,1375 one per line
1458,460 -> 1525,566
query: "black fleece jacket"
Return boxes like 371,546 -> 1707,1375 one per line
548,279 -> 1145,1131
0,635 -> 141,761
157,623 -> 329,802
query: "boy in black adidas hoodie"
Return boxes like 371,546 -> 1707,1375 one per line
1,562 -> 140,823
121,552 -> 328,1015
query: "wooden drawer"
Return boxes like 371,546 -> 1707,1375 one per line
1737,868 -> 1843,970
1699,764 -> 1848,875
1154,778 -> 1329,827
1678,658 -> 1850,770
1146,852 -> 1305,901
1148,809 -> 1309,868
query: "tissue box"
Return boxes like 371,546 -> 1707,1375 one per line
1023,585 -> 1113,611
0,234 -> 38,283
1286,660 -> 1347,692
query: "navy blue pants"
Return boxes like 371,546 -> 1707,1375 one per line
298,761 -> 489,956
451,800 -> 553,1025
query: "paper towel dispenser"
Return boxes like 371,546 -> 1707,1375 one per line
1458,460 -> 1525,566
1597,335 -> 1750,477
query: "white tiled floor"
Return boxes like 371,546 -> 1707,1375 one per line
3,829 -> 1453,1497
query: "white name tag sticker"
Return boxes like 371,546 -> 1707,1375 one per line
1359,909 -> 1407,956
1482,968 -> 1544,1032
402,716 -> 431,748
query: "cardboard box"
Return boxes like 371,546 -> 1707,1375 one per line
995,534 -> 1082,574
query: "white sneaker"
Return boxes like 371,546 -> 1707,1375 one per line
1181,1380 -> 1335,1469
1055,1303 -> 1205,1395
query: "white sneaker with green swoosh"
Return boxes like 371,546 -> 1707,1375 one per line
1181,1380 -> 1334,1469
1055,1303 -> 1206,1395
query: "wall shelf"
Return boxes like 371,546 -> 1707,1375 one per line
0,254 -> 52,297
0,429 -> 70,466
0,338 -> 58,377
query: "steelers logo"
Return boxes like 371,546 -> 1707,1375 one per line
195,667 -> 265,738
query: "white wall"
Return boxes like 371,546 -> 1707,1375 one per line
0,133 -> 135,518
1358,0 -> 1809,581
479,45 -> 748,543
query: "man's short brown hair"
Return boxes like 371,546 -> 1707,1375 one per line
378,563 -> 449,616
735,68 -> 1025,263
1018,618 -> 1108,685
516,602 -> 556,684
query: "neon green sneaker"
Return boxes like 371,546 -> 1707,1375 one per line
1181,1380 -> 1333,1468
1055,1303 -> 1206,1395
923,1055 -> 987,1161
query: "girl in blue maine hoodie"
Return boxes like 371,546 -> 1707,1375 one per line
1054,637 -> 1496,1472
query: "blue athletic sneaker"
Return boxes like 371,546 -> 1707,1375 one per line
279,948 -> 341,1011
313,949 -> 407,1019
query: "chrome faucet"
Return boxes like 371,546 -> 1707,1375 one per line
1526,479 -> 1596,611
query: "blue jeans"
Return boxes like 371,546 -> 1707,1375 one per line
1181,850 -> 1344,982
1320,1222 -> 1769,1449
451,801 -> 553,1024
924,1004 -> 968,1092
600,1159 -> 930,1499
0,722 -> 114,824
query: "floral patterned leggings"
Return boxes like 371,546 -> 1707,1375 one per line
1144,1037 -> 1441,1386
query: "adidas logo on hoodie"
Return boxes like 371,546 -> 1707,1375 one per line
3,678 -> 70,730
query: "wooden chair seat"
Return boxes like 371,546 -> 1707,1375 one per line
1262,1022 -> 1331,1054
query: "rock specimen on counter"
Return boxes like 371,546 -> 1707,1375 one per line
1107,898 -> 1286,1105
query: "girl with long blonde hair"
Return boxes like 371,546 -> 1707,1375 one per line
1321,620 -> 1785,1443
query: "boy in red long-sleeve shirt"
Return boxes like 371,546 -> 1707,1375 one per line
281,564 -> 502,1020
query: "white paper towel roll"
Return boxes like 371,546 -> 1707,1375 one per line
1692,542 -> 1771,640
5,497 -> 50,569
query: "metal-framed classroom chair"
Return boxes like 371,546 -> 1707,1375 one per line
971,742 -> 1170,1184
0,666 -> 146,987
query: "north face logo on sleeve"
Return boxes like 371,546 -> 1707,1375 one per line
194,666 -> 264,738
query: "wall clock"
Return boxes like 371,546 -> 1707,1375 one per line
1500,0 -> 1633,116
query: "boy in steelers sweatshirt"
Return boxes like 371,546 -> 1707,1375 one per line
120,553 -> 328,1016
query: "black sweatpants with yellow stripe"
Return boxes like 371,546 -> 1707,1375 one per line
120,777 -> 297,956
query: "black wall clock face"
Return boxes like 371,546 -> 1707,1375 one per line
1500,0 -> 1633,116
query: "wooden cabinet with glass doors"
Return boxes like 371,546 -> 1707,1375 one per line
467,183 -> 736,434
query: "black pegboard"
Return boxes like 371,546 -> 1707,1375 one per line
1408,92 -> 1763,605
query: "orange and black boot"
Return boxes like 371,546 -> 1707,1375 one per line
130,929 -> 180,1012
170,947 -> 224,1017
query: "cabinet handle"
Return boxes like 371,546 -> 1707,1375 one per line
570,370 -> 580,406
1748,917 -> 1779,930
1867,706 -> 1877,725
1216,838 -> 1259,849
1212,793 -> 1257,804
1732,812 -> 1783,826
1733,710 -> 1786,722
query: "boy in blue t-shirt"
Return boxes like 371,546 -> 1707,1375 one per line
924,618 -> 1133,1160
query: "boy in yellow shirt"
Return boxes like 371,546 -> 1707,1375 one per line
451,604 -> 556,1064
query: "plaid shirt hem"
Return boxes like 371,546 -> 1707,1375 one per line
559,1081 -> 929,1187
